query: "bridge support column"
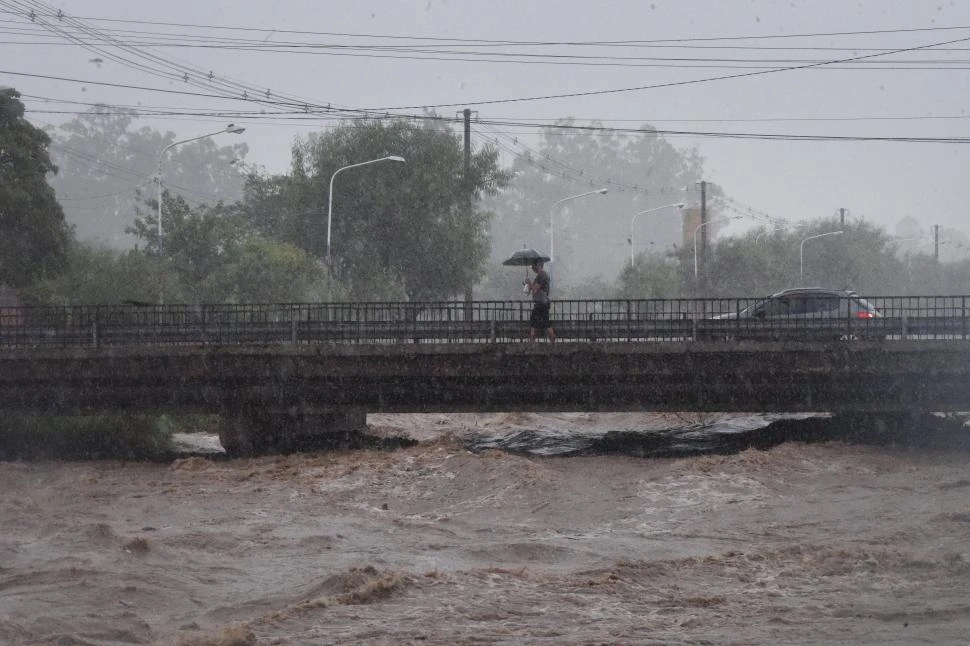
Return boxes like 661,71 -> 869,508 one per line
219,402 -> 367,457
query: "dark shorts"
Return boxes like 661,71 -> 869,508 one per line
530,303 -> 551,330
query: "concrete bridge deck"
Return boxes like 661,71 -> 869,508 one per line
1,298 -> 968,454
0,339 -> 966,415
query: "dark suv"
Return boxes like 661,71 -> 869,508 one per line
705,288 -> 882,340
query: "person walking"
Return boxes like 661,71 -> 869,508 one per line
526,259 -> 556,342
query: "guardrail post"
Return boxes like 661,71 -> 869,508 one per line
960,296 -> 967,340
291,318 -> 298,345
692,318 -> 698,341
91,320 -> 99,348
490,319 -> 496,343
901,314 -> 909,338
626,300 -> 632,342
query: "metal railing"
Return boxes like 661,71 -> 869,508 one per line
0,296 -> 967,348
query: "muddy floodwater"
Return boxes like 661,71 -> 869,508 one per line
2,412 -> 970,645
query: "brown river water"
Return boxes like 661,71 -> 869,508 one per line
2,412 -> 970,645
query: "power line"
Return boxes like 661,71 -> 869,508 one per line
21,94 -> 970,130
8,0 -> 970,116
0,0 -> 363,120
15,90 -> 970,144
368,33 -> 970,109
5,22 -> 970,68
8,18 -> 970,72
4,8 -> 969,46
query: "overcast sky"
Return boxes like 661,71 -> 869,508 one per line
4,0 -> 970,249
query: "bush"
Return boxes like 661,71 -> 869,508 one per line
0,414 -> 175,460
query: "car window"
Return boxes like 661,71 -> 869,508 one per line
812,297 -> 840,314
788,296 -> 810,315
763,297 -> 791,316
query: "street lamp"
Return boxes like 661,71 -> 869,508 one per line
628,202 -> 685,268
156,123 -> 245,303
693,216 -> 742,278
800,231 -> 844,281
549,188 -> 608,262
326,155 -> 406,264
755,224 -> 788,245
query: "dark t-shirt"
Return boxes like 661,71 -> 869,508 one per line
533,269 -> 551,304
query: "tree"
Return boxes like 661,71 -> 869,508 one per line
241,118 -> 511,301
47,107 -> 247,247
25,242 -> 161,305
220,237 -> 329,303
692,219 -> 905,297
485,120 -> 708,294
127,191 -> 329,303
616,251 -> 684,298
0,88 -> 71,287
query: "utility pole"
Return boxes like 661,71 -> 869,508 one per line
698,181 -> 708,286
839,208 -> 846,227
934,224 -> 940,262
462,108 -> 474,313
699,181 -> 708,252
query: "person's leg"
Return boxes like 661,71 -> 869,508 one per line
529,306 -> 541,342
538,303 -> 553,342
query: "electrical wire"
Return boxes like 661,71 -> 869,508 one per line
4,9 -> 970,47
368,33 -> 970,109
7,0 -> 970,117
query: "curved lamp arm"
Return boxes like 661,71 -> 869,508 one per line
156,123 -> 245,304
693,216 -> 742,279
799,230 -> 844,280
326,155 -> 406,263
548,188 -> 608,262
628,202 -> 685,268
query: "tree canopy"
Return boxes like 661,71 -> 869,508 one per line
484,120 -> 708,293
124,191 -> 328,304
617,218 -> 930,297
241,119 -> 511,301
0,88 -> 71,287
47,107 -> 247,247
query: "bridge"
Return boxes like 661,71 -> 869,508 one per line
0,296 -> 968,455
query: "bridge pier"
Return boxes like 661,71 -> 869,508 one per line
219,402 -> 367,457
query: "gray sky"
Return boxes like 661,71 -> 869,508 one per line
5,0 -> 970,252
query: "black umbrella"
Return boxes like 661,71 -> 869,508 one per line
502,248 -> 551,266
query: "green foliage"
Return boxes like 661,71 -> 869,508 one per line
220,237 -> 329,302
125,192 -> 331,303
48,107 -> 247,247
486,120 -> 708,291
698,219 -> 904,296
241,118 -> 511,301
0,415 -> 174,460
613,218 -> 938,298
616,251 -> 685,298
25,242 -> 161,305
0,88 -> 71,287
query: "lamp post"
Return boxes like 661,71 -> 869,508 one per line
155,123 -> 245,303
693,216 -> 741,279
549,188 -> 608,263
755,224 -> 788,245
326,155 -> 406,264
800,231 -> 844,281
628,202 -> 685,268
